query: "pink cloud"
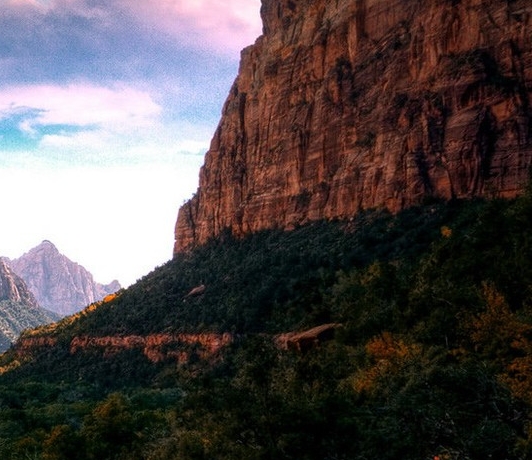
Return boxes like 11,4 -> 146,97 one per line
120,0 -> 262,55
3,0 -> 262,57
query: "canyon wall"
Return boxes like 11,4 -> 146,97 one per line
175,0 -> 532,252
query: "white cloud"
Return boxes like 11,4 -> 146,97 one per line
0,81 -> 210,286
115,0 -> 262,55
0,83 -> 161,130
0,0 -> 262,287
19,118 -> 38,137
40,130 -> 105,150
0,83 -> 174,167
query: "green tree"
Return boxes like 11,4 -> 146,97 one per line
42,425 -> 83,460
81,393 -> 143,460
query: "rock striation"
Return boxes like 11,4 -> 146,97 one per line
175,0 -> 532,252
9,240 -> 121,316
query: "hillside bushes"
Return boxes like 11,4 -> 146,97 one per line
1,192 -> 532,458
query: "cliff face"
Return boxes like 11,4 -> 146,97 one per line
0,259 -> 39,308
9,241 -> 121,316
0,259 -> 59,352
175,0 -> 532,252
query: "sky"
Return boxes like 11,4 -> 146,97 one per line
0,0 -> 262,286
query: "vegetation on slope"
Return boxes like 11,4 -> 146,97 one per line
0,301 -> 60,352
1,191 -> 532,459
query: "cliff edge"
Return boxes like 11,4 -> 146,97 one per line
175,0 -> 532,252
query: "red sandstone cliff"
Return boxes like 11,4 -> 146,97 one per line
175,0 -> 532,252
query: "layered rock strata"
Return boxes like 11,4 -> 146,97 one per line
175,0 -> 532,252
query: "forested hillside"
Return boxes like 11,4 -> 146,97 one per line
1,191 -> 532,459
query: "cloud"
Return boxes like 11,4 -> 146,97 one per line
0,0 -> 257,125
0,83 -> 216,173
1,0 -> 261,60
0,0 -> 263,286
0,83 -> 162,157
0,84 -> 160,126
121,0 -> 262,54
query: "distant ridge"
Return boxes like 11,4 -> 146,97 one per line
0,258 -> 59,351
8,241 -> 121,316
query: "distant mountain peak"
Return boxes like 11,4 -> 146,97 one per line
32,240 -> 61,255
8,241 -> 121,316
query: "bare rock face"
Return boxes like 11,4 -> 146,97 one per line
0,259 -> 39,308
0,259 -> 59,352
175,0 -> 532,252
9,240 -> 121,316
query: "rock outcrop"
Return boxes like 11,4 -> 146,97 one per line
0,259 -> 59,352
0,259 -> 39,308
175,0 -> 532,252
276,323 -> 341,352
69,333 -> 232,363
9,332 -> 232,365
9,240 -> 121,316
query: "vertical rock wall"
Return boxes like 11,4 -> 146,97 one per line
175,0 -> 532,252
